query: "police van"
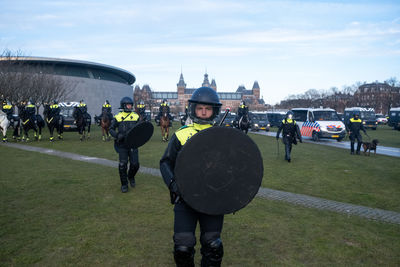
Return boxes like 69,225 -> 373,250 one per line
344,107 -> 377,130
388,107 -> 400,130
59,102 -> 79,130
291,108 -> 346,141
267,111 -> 286,127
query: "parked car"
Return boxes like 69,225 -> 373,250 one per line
216,112 -> 236,127
344,107 -> 377,130
267,111 -> 286,127
250,112 -> 270,131
375,114 -> 388,124
291,108 -> 346,141
59,101 -> 79,130
388,107 -> 400,130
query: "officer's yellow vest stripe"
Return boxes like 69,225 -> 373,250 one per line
175,123 -> 212,146
3,105 -> 12,109
350,118 -> 362,123
282,119 -> 296,124
114,112 -> 139,122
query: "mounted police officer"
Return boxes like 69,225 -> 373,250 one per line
276,110 -> 302,162
160,87 -> 224,267
78,100 -> 88,114
136,100 -> 146,121
49,100 -> 63,140
2,100 -> 14,121
346,111 -> 366,155
156,99 -> 173,126
25,100 -> 36,122
235,100 -> 249,126
110,97 -> 140,193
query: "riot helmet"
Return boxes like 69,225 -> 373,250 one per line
120,96 -> 134,112
162,99 -> 167,104
188,86 -> 222,124
353,111 -> 360,119
240,100 -> 246,106
139,100 -> 145,105
53,100 -> 58,104
286,110 -> 294,120
105,100 -> 109,105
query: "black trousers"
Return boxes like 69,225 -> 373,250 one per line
283,135 -> 294,160
349,133 -> 362,153
117,146 -> 139,185
173,201 -> 224,248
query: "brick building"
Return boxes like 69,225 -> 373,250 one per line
354,82 -> 400,114
134,72 -> 265,115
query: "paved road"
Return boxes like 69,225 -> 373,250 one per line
254,131 -> 400,157
2,142 -> 400,224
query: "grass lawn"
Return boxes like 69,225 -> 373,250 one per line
1,146 -> 399,266
1,122 -> 400,265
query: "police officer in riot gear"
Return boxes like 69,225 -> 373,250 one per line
276,110 -> 302,162
2,100 -> 14,121
110,97 -> 140,193
160,87 -> 224,267
346,111 -> 366,155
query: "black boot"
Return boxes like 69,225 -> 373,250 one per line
174,246 -> 195,267
121,185 -> 128,193
201,239 -> 223,267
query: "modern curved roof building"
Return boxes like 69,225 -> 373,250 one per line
2,56 -> 135,117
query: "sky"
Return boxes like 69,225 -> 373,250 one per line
1,0 -> 399,105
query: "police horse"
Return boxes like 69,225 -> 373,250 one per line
43,104 -> 64,141
237,112 -> 250,134
73,107 -> 91,141
160,105 -> 170,142
18,104 -> 44,141
0,110 -> 10,142
100,109 -> 111,141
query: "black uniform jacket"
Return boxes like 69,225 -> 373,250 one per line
160,123 -> 212,188
276,118 -> 302,142
109,111 -> 140,145
346,117 -> 366,135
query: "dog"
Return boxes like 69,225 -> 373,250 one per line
362,139 -> 379,156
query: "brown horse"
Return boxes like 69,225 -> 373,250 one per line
160,105 -> 170,141
100,110 -> 111,141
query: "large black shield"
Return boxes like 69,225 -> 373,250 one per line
174,126 -> 263,215
125,121 -> 154,149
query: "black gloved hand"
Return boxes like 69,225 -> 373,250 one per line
116,133 -> 125,142
169,180 -> 181,204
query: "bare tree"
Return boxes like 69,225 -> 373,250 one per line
0,49 -> 73,106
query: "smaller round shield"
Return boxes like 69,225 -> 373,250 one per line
174,127 -> 264,215
125,121 -> 154,148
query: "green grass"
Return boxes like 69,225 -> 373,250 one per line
1,123 -> 400,265
1,146 -> 399,266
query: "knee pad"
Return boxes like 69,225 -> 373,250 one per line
174,245 -> 195,267
200,238 -> 223,267
118,162 -> 127,171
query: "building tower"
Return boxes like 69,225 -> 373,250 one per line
177,72 -> 187,111
252,81 -> 260,101
211,79 -> 217,91
202,73 -> 210,87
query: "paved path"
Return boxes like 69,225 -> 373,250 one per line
2,142 -> 400,225
254,131 -> 400,157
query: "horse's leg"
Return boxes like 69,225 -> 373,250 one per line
102,126 -> 105,141
49,124 -> 54,141
166,127 -> 169,141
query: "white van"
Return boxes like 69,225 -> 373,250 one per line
291,108 -> 346,141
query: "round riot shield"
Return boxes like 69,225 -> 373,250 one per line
174,126 -> 263,215
125,121 -> 154,149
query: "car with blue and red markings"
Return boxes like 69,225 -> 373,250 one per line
291,108 -> 346,142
